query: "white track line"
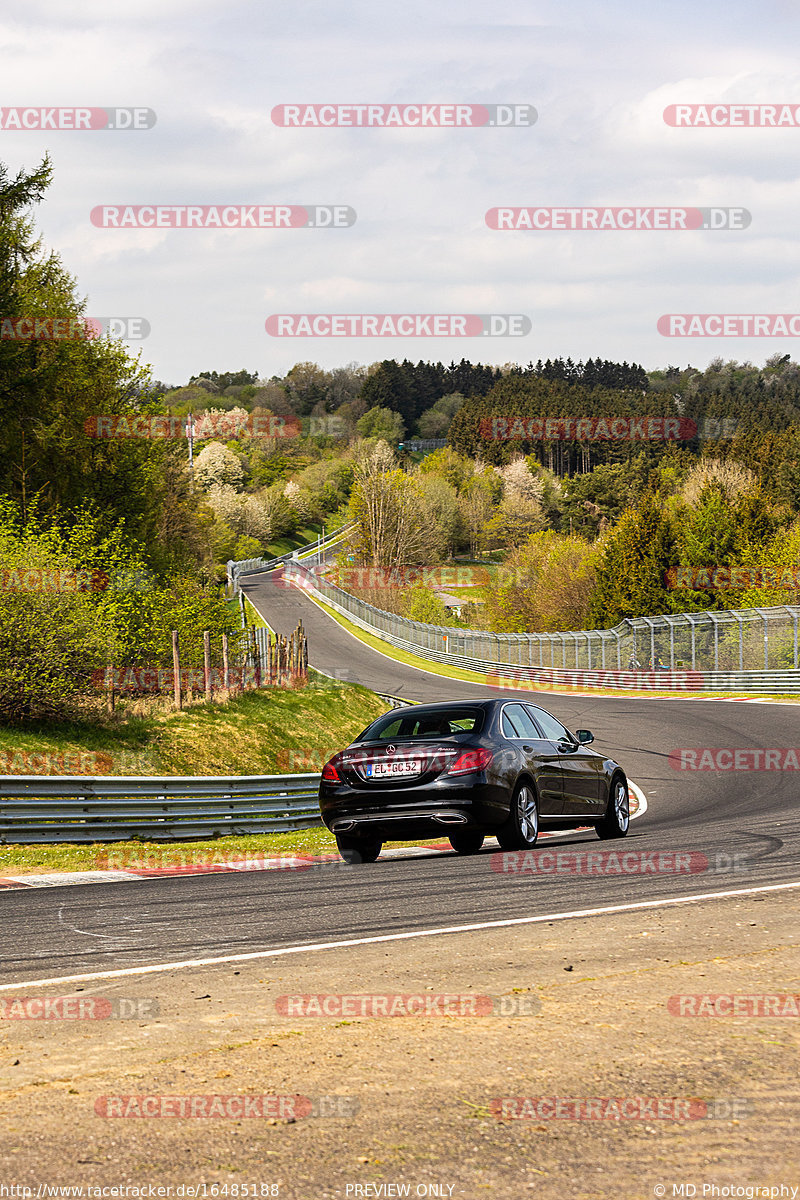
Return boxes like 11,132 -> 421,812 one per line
2,879 -> 797,993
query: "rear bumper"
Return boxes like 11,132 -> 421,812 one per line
328,807 -> 471,835
319,779 -> 507,838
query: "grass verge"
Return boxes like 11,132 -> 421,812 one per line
0,673 -> 386,778
0,826 -> 351,876
264,525 -> 323,559
243,596 -> 268,629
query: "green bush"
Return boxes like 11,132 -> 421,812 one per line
0,502 -> 243,723
0,506 -> 112,721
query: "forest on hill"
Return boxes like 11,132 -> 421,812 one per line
3,155 -> 800,724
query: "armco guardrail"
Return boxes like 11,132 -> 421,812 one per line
0,774 -> 322,844
283,562 -> 800,693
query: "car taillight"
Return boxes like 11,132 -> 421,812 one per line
321,754 -> 342,782
446,748 -> 494,776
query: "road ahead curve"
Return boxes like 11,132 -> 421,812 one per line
0,569 -> 797,987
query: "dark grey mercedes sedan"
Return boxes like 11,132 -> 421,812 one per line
319,698 -> 629,863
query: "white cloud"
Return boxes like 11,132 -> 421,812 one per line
2,0 -> 800,380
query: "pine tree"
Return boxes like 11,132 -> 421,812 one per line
590,497 -> 677,625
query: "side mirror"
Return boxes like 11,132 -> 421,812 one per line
575,729 -> 594,745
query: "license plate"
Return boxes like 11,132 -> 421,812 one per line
366,759 -> 422,778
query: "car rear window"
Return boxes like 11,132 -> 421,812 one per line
362,708 -> 484,740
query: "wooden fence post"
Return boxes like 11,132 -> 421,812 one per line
222,633 -> 230,690
172,630 -> 182,710
251,626 -> 261,689
204,630 -> 212,701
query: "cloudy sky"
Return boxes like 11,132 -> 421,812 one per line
2,0 -> 799,385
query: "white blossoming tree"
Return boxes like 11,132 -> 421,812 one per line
194,441 -> 245,490
499,456 -> 545,505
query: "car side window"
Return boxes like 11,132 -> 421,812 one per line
525,705 -> 574,743
501,703 -> 540,739
501,706 -> 522,738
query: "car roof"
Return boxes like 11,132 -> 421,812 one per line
387,699 -> 497,716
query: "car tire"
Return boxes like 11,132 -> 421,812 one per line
497,782 -> 539,850
595,775 -> 630,839
448,831 -> 485,855
335,834 -> 382,864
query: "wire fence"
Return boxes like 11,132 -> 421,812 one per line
279,561 -> 800,691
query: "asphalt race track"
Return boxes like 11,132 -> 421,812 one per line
1,568 -> 798,987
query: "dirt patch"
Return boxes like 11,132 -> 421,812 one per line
1,890 -> 799,1199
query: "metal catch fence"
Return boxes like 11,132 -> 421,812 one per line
280,561 -> 800,692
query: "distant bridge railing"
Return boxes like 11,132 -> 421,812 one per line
0,774 -> 322,844
228,523 -> 356,588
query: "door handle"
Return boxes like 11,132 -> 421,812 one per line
523,745 -> 533,751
